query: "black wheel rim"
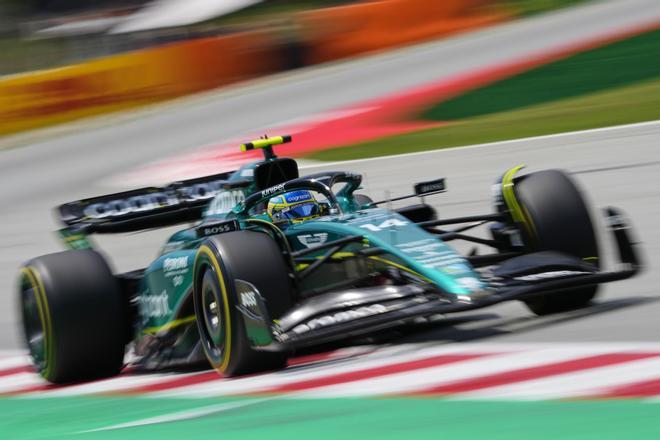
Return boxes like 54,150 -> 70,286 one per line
20,275 -> 46,371
200,268 -> 226,362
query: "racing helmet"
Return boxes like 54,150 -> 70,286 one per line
267,190 -> 320,223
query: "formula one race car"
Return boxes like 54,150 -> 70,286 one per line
18,135 -> 641,383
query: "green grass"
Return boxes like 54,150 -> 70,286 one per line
422,30 -> 660,121
498,0 -> 593,16
2,396 -> 660,439
307,77 -> 660,161
0,36 -> 72,76
422,29 -> 660,121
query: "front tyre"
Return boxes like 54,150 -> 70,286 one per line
18,250 -> 127,383
507,169 -> 600,315
193,231 -> 292,376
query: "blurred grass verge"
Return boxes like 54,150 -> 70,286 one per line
307,77 -> 660,161
1,395 -> 660,439
0,37 -> 70,76
423,28 -> 660,121
307,26 -> 660,161
497,0 -> 591,16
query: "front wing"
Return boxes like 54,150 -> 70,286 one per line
254,207 -> 641,352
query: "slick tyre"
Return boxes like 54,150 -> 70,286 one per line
512,169 -> 600,315
18,250 -> 127,383
193,231 -> 292,376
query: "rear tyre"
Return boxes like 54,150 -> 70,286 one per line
511,169 -> 600,315
193,231 -> 292,376
18,250 -> 127,383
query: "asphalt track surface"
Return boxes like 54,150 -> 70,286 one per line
1,0 -> 660,351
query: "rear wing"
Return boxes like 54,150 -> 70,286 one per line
58,171 -> 236,234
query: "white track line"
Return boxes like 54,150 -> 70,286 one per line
299,119 -> 660,169
80,398 -> 275,433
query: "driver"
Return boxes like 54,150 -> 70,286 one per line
267,190 -> 321,223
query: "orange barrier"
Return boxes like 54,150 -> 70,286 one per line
299,0 -> 508,64
0,30 -> 283,136
0,1 -> 509,137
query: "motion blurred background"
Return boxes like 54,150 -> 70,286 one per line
1,1 -> 660,438
0,0 -> 589,136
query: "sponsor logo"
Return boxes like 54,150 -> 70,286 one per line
359,218 -> 409,232
163,255 -> 189,285
297,233 -> 329,248
240,291 -> 257,308
82,179 -> 231,220
261,183 -> 286,198
415,178 -> 446,195
197,220 -> 239,237
172,275 -> 184,287
140,290 -> 170,319
396,240 -> 467,269
206,190 -> 246,215
514,270 -> 590,282
178,180 -> 226,202
291,304 -> 388,335
236,280 -> 265,322
284,191 -> 313,203
163,256 -> 188,272
84,192 -> 179,219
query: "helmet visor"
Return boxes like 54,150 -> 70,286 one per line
281,202 -> 319,219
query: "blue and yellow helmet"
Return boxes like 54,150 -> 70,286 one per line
267,190 -> 320,223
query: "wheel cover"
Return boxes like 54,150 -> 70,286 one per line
197,266 -> 228,367
202,277 -> 225,348
19,273 -> 46,372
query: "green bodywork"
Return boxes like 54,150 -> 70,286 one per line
59,155 -> 486,357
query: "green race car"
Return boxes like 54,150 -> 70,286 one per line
18,135 -> 641,383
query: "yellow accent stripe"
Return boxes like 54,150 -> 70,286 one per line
368,256 -> 433,283
295,251 -> 432,283
21,267 -> 55,380
240,135 -> 291,152
501,165 -> 526,224
501,164 -> 536,237
142,315 -> 196,335
195,245 -> 232,373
